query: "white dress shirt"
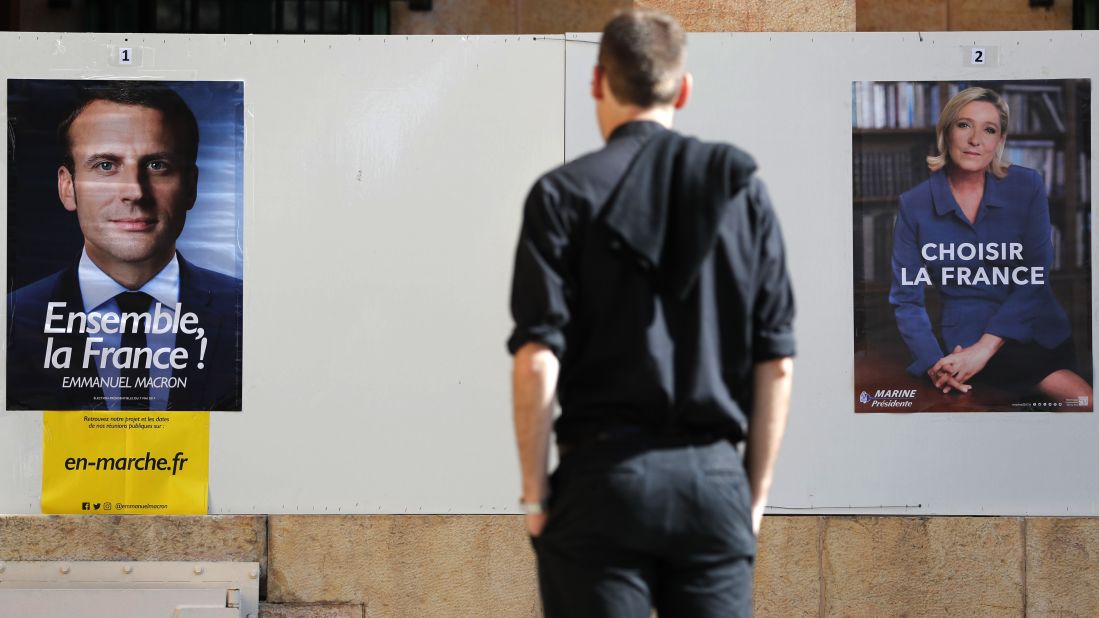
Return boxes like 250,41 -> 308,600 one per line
78,249 -> 180,411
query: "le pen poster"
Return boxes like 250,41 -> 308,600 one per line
852,79 -> 1093,413
6,79 -> 244,412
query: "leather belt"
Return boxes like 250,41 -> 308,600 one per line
558,426 -> 728,457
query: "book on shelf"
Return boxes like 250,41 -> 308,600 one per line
853,147 -> 927,200
1051,224 -> 1062,271
1005,140 -> 1057,195
1002,84 -> 1066,135
854,81 -> 1070,135
873,83 -> 887,129
855,210 -> 898,284
854,82 -> 940,130
1077,208 -> 1091,268
1081,152 -> 1091,203
1040,92 -> 1066,132
1055,150 -> 1066,198
1008,147 -> 1092,203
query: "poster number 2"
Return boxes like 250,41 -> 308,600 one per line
970,48 -> 985,65
118,47 -> 133,65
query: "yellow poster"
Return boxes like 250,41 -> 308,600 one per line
42,411 -> 209,514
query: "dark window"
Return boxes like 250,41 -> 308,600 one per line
80,0 -> 391,34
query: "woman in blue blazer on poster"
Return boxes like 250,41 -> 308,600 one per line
889,86 -> 1092,404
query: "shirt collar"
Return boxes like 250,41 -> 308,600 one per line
607,120 -> 668,144
78,249 -> 181,312
929,168 -> 1006,218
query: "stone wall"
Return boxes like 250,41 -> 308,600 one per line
5,0 -> 855,33
9,0 -> 1074,40
635,0 -> 854,32
390,0 -> 855,34
855,0 -> 1072,31
3,514 -> 1098,617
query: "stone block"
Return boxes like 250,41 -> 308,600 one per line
260,603 -> 364,618
1026,518 -> 1099,616
760,0 -> 854,31
636,0 -> 762,31
517,0 -> 630,34
391,0 -> 518,35
268,515 -> 539,618
0,515 -> 265,564
856,0 -> 947,31
390,0 -> 855,35
0,515 -> 267,597
822,516 -> 1023,616
948,0 -> 1072,30
636,0 -> 854,32
754,516 -> 820,617
268,515 -> 370,603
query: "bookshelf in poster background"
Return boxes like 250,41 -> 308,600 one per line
852,82 -> 1075,133
853,81 -> 1091,285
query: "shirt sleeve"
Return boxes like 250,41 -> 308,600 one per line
507,178 -> 573,358
983,170 -> 1052,343
749,176 -> 797,361
889,192 -> 944,375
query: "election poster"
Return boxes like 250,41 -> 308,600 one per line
41,411 -> 209,514
852,79 -> 1093,412
6,79 -> 244,411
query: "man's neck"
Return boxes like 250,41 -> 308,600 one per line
601,107 -> 675,142
85,247 -> 175,291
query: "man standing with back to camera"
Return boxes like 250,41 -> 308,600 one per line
508,9 -> 795,617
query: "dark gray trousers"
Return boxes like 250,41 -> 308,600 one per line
532,439 -> 756,618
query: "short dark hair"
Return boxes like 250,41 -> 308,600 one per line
598,9 -> 686,108
58,81 -> 199,172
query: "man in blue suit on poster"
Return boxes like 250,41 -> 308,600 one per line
6,82 -> 242,411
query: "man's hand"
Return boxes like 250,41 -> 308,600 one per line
751,502 -> 766,536
745,357 -> 793,537
512,343 -> 559,539
526,512 -> 549,538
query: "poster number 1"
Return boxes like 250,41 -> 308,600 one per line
118,47 -> 133,65
970,48 -> 985,65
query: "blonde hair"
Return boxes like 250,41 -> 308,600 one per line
926,87 -> 1010,179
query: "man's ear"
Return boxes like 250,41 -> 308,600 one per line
58,166 -> 77,212
186,166 -> 199,211
591,65 -> 605,101
673,73 -> 693,110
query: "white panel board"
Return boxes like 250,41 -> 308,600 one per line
0,33 -> 564,514
565,31 -> 1098,515
2,31 -> 1096,515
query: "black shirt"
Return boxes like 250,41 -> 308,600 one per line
508,121 -> 795,445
